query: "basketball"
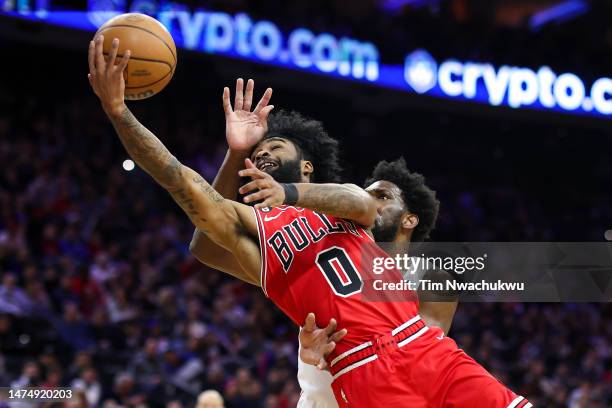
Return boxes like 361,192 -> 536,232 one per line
95,13 -> 177,100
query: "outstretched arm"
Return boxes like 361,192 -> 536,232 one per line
88,35 -> 261,284
189,79 -> 274,283
239,159 -> 378,228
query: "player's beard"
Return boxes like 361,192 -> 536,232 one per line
371,212 -> 402,242
267,158 -> 303,183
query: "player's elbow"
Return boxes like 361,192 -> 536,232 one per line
189,229 -> 208,260
194,206 -> 241,251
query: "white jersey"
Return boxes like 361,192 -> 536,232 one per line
297,337 -> 339,408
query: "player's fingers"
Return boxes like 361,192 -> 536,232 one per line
303,313 -> 316,332
258,105 -> 275,122
316,359 -> 328,371
330,328 -> 348,343
244,158 -> 273,180
243,189 -> 271,204
88,40 -> 96,76
243,79 -> 254,111
117,49 -> 130,73
253,88 -> 272,114
322,341 -> 336,356
239,179 -> 268,195
238,168 -> 264,179
255,198 -> 276,209
95,35 -> 106,74
234,78 -> 244,110
107,38 -> 119,70
239,165 -> 268,180
244,158 -> 257,170
324,318 -> 338,336
222,87 -> 232,115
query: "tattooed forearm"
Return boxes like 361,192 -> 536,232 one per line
299,185 -> 359,214
108,106 -> 183,188
169,187 -> 213,234
296,184 -> 374,222
193,176 -> 224,203
171,188 -> 199,216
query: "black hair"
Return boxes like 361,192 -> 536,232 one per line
365,158 -> 439,241
263,110 -> 342,183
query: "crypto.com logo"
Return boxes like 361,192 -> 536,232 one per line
404,49 -> 438,94
404,49 -> 612,115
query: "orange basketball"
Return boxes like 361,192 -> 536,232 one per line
95,13 -> 177,100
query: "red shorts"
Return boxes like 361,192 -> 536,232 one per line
330,321 -> 531,408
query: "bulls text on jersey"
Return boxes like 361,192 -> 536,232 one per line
264,209 -> 362,272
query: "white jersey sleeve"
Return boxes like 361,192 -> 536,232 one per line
297,336 -> 339,408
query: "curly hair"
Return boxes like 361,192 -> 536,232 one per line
364,158 -> 440,241
263,110 -> 342,183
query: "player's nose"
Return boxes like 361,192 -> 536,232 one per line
255,149 -> 271,160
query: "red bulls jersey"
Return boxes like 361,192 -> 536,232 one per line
253,206 -> 419,360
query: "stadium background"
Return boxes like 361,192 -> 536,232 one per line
0,0 -> 611,407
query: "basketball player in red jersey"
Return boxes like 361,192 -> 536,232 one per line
189,78 -> 457,334
189,79 -> 459,407
88,37 -> 530,407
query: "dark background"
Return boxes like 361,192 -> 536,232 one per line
0,1 -> 610,407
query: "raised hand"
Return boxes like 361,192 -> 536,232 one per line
299,313 -> 347,370
223,78 -> 274,153
88,35 -> 131,116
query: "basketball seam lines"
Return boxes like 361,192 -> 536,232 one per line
125,68 -> 173,89
102,52 -> 174,89
97,24 -> 177,64
102,52 -> 173,69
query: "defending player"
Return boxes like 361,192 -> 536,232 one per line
88,36 -> 530,407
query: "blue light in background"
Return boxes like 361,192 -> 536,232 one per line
0,8 -> 609,119
529,0 -> 590,31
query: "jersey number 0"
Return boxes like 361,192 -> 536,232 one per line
315,246 -> 363,297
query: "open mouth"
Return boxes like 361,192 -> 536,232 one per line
257,160 -> 279,172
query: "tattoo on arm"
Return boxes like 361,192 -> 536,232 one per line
109,106 -> 183,188
168,176 -> 227,235
193,176 -> 224,203
299,185 -> 364,217
169,187 -> 213,234
171,188 -> 199,215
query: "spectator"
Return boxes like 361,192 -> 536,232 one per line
71,366 -> 102,407
0,273 -> 32,316
10,361 -> 40,389
196,389 -> 225,408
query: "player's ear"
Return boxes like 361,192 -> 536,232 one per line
402,213 -> 419,231
301,160 -> 314,180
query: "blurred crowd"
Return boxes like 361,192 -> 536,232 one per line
0,76 -> 610,408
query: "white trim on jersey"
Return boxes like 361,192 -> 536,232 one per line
332,354 -> 378,381
391,314 -> 421,336
507,395 -> 531,408
328,316 -> 426,379
252,207 -> 269,297
330,341 -> 373,368
397,326 -> 429,348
